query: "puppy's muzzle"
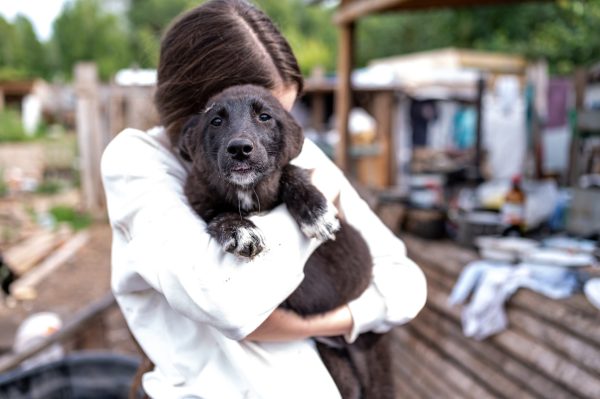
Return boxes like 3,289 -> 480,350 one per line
227,138 -> 254,160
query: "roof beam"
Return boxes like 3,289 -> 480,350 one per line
334,0 -> 532,24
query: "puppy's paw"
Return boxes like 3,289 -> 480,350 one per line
224,225 -> 266,258
300,204 -> 340,242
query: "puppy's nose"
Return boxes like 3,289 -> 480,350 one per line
227,138 -> 254,158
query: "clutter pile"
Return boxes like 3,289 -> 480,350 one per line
449,236 -> 598,340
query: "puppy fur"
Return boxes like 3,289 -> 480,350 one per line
179,85 -> 393,399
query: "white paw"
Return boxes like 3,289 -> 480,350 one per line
224,225 -> 266,258
300,205 -> 340,241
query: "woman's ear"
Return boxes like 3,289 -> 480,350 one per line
178,115 -> 201,162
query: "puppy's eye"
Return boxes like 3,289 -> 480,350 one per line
258,113 -> 272,122
211,117 -> 223,126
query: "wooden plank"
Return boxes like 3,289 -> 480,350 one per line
495,330 -> 600,398
335,22 -> 354,172
403,234 -> 600,346
410,309 -> 537,399
394,327 -> 497,399
392,356 -> 427,399
392,331 -> 467,399
420,261 -> 600,398
420,304 -> 579,399
508,308 -> 600,375
10,231 -> 90,300
4,229 -> 72,276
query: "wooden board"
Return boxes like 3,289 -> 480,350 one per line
397,233 -> 600,399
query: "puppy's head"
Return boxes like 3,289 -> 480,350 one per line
179,85 -> 303,188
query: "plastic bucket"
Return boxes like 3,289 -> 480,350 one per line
0,352 -> 141,399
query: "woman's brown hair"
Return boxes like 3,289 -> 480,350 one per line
155,0 -> 304,142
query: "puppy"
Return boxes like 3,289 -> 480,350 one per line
179,85 -> 394,399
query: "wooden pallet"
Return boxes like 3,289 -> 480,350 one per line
394,235 -> 600,399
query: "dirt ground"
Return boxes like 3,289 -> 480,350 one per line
0,222 -> 139,360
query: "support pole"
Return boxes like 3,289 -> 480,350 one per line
335,21 -> 355,172
75,63 -> 105,216
474,76 -> 485,181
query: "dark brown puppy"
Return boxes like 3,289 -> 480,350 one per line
179,84 -> 393,399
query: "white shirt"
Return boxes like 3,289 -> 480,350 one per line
101,127 -> 427,399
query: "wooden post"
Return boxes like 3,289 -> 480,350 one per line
335,20 -> 355,172
474,76 -> 485,181
311,93 -> 326,132
373,90 -> 396,187
309,67 -> 326,133
0,88 -> 4,112
75,63 -> 105,216
125,86 -> 159,131
108,84 -> 126,138
567,68 -> 588,186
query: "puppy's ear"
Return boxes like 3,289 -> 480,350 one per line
178,115 -> 201,162
278,112 -> 304,167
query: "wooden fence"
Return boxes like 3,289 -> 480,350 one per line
74,63 -> 159,215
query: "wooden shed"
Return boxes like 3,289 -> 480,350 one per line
332,0 -> 536,177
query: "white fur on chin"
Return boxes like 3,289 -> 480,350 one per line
237,191 -> 255,211
229,171 -> 258,187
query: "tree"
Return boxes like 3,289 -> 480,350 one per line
127,0 -> 196,68
0,15 -> 48,80
51,0 -> 132,80
356,0 -> 600,74
255,0 -> 337,75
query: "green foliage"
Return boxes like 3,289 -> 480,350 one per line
0,110 -> 51,142
49,205 -> 92,231
0,67 -> 30,81
0,15 -> 49,79
356,0 -> 600,74
35,179 -> 64,195
0,169 -> 7,198
51,0 -> 133,80
0,0 -> 599,82
0,109 -> 28,142
127,0 -> 197,68
255,0 -> 337,74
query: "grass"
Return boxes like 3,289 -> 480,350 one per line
49,205 -> 92,231
0,109 -> 51,142
0,109 -> 28,142
0,169 -> 7,197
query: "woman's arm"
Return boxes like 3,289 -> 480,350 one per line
249,139 -> 426,343
246,306 -> 353,341
102,128 -> 323,341
291,140 -> 427,343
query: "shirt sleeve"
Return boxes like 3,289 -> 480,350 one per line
101,128 -> 321,340
299,140 -> 427,343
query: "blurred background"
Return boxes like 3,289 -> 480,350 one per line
0,0 -> 600,398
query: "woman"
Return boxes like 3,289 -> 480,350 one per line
101,1 -> 426,398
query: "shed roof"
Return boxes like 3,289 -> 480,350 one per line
334,0 -> 538,24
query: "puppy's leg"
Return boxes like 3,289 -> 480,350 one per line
351,332 -> 395,399
207,213 -> 265,258
317,342 -> 362,399
280,165 -> 339,241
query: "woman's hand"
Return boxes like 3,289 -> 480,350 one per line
246,306 -> 354,342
